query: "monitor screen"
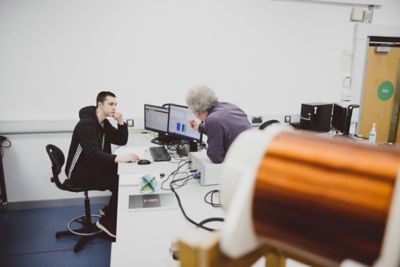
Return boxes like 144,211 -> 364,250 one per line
167,104 -> 202,141
144,104 -> 169,133
332,104 -> 347,133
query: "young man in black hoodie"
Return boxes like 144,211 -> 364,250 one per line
65,91 -> 139,238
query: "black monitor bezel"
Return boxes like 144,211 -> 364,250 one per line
331,104 -> 348,134
167,104 -> 203,143
144,104 -> 169,134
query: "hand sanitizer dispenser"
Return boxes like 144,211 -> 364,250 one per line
369,123 -> 377,143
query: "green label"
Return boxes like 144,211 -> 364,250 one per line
377,81 -> 394,101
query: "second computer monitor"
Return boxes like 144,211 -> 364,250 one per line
331,104 -> 359,135
168,104 -> 202,142
332,104 -> 348,134
144,104 -> 169,133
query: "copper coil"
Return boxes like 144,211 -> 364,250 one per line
252,132 -> 400,265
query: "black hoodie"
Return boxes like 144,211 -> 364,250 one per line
65,106 -> 128,187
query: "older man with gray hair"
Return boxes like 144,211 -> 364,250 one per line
186,85 -> 251,163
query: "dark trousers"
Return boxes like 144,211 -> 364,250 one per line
105,176 -> 119,224
72,165 -> 119,224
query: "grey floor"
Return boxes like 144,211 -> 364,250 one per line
0,203 -> 112,267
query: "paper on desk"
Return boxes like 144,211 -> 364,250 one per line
115,146 -> 151,160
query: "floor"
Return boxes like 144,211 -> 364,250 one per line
0,202 -> 311,267
0,203 -> 112,267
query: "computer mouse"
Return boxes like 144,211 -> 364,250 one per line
137,159 -> 151,165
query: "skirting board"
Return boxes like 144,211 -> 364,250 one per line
4,195 -> 110,211
0,120 -> 77,134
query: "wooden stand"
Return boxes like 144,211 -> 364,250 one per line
178,230 -> 339,267
179,231 -> 270,267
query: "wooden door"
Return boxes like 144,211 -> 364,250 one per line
359,43 -> 400,143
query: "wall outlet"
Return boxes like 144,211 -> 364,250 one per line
252,116 -> 263,124
126,119 -> 134,127
284,115 -> 291,123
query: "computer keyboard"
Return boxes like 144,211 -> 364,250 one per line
149,146 -> 171,162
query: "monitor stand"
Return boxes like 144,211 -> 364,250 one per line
151,133 -> 175,146
151,138 -> 164,145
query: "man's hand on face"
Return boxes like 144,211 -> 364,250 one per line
113,112 -> 125,125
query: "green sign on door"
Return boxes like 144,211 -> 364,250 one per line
377,81 -> 394,101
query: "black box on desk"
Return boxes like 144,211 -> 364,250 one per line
299,103 -> 333,132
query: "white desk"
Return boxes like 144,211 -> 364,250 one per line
110,133 -> 223,267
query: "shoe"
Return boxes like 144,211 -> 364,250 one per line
96,216 -> 116,238
99,205 -> 108,217
169,240 -> 179,261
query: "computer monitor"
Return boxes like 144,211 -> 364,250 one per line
167,104 -> 202,143
332,104 -> 347,134
331,104 -> 360,135
144,104 -> 170,144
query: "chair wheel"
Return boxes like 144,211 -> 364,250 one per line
56,233 -> 61,238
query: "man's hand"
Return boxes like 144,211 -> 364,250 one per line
189,119 -> 201,130
113,112 -> 125,125
115,153 -> 140,163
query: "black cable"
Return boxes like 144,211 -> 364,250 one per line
170,179 -> 215,231
170,178 -> 224,232
166,143 -> 178,152
198,217 -> 224,228
204,190 -> 221,208
161,159 -> 224,231
169,144 -> 189,161
171,174 -> 192,189
164,145 -> 185,163
161,160 -> 189,190
170,147 -> 187,161
170,172 -> 191,188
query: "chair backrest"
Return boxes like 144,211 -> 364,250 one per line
259,119 -> 280,130
46,144 -> 65,189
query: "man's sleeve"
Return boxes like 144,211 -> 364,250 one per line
104,120 -> 129,145
77,121 -> 117,165
204,118 -> 225,164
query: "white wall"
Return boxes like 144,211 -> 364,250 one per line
1,0 -> 399,203
0,0 -> 365,120
2,133 -> 111,202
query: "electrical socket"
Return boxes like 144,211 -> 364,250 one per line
251,116 -> 263,124
284,115 -> 291,123
126,119 -> 134,127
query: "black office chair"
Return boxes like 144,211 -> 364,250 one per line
46,144 -> 103,252
259,119 -> 280,130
